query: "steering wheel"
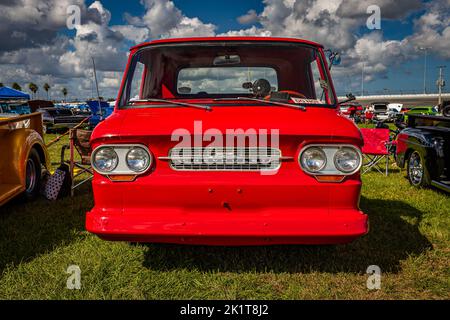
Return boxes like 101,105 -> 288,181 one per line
278,90 -> 306,99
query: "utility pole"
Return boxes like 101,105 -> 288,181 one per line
436,65 -> 446,105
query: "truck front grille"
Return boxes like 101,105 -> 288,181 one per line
168,147 -> 281,171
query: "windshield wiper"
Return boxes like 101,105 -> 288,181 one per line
128,98 -> 212,111
213,97 -> 306,111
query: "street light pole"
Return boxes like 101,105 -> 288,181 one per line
418,46 -> 432,94
361,60 -> 365,97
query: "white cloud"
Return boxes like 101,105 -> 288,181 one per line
237,9 -> 259,25
111,25 -> 150,44
406,0 -> 450,59
124,0 -> 216,38
219,26 -> 272,37
165,17 -> 216,38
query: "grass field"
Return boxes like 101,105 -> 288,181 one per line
0,133 -> 449,299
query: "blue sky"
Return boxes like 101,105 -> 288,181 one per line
0,0 -> 448,100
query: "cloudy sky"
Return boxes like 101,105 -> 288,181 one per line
0,0 -> 449,101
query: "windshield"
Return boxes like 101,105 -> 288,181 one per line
119,41 -> 336,108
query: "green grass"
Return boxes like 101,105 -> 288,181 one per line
0,134 -> 449,299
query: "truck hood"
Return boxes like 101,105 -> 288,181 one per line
92,105 -> 362,145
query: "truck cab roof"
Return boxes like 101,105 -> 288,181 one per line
130,37 -> 324,52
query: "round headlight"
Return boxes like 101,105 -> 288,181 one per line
334,147 -> 361,173
126,147 -> 151,172
93,147 -> 118,172
300,147 -> 327,173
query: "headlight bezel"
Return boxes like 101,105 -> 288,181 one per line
333,147 -> 361,174
299,146 -> 327,173
92,146 -> 119,173
126,146 -> 152,172
299,144 -> 362,176
91,144 -> 153,176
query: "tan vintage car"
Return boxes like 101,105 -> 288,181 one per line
0,113 -> 49,206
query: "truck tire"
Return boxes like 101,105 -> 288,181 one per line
407,150 -> 430,187
24,148 -> 42,200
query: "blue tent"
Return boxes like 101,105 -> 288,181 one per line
0,86 -> 30,100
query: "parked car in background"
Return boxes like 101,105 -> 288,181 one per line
87,36 -> 368,245
0,113 -> 49,206
386,103 -> 403,122
29,100 -> 88,133
371,102 -> 389,121
402,106 -> 437,123
73,103 -> 92,116
388,103 -> 403,113
37,107 -> 88,133
0,102 -> 30,115
396,114 -> 450,193
339,101 -> 363,122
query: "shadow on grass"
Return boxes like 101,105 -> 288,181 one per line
0,184 -> 92,274
143,196 -> 432,274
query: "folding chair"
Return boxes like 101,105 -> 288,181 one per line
360,128 -> 391,176
61,129 -> 93,196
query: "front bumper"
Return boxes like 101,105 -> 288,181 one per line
86,207 -> 368,245
87,163 -> 368,245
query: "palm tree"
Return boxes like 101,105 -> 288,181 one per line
62,87 -> 68,102
28,83 -> 38,99
12,82 -> 22,91
43,83 -> 50,100
0,83 -> 4,87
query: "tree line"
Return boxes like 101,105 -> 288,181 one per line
0,82 -> 68,100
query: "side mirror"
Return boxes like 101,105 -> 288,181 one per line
324,49 -> 341,70
331,53 -> 341,66
338,93 -> 356,104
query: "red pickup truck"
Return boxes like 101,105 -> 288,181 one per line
86,37 -> 367,245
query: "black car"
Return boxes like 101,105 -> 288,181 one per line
396,114 -> 450,193
37,107 -> 89,133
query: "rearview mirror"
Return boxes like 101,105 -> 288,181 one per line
178,87 -> 192,94
213,55 -> 241,66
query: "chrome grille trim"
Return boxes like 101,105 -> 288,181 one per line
167,147 -> 282,171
